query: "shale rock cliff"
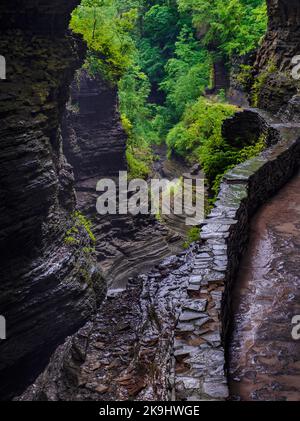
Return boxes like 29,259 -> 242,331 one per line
62,69 -> 181,287
62,69 -> 127,179
0,0 -> 105,399
254,0 -> 300,112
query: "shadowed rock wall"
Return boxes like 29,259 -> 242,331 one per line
253,0 -> 300,112
62,69 -> 127,179
62,69 -> 182,288
256,0 -> 300,71
0,1 -> 106,399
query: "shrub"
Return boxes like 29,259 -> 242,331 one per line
183,227 -> 201,248
126,148 -> 151,179
167,96 -> 265,198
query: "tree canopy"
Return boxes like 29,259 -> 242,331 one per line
70,0 -> 267,189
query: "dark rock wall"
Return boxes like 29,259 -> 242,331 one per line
256,0 -> 300,71
0,1 -> 105,399
0,0 -> 80,34
62,69 -> 127,180
222,109 -> 280,148
17,251 -> 196,402
62,69 -> 181,288
253,0 -> 300,112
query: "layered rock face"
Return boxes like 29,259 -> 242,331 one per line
62,70 -> 127,179
254,0 -> 300,111
62,70 -> 181,288
0,1 -> 105,399
17,251 -> 196,401
256,0 -> 300,71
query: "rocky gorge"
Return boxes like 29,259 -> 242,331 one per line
61,68 -> 187,288
0,0 -> 107,400
0,0 -> 300,402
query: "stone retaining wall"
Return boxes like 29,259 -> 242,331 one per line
173,133 -> 300,401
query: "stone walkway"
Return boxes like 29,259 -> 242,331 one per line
173,243 -> 229,401
18,251 -> 196,401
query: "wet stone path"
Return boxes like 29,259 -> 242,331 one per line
18,250 -> 196,401
228,171 -> 300,401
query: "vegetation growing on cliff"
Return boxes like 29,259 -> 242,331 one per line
178,0 -> 267,58
64,211 -> 96,248
71,0 -> 267,191
70,0 -> 137,83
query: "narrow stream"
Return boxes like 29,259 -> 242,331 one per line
228,171 -> 300,401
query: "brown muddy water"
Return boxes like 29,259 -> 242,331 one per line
228,171 -> 300,401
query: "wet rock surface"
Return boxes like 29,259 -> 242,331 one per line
256,0 -> 300,73
228,171 -> 300,401
62,69 -> 127,179
0,0 -> 107,400
254,0 -> 300,112
222,108 -> 280,148
174,115 -> 300,401
174,246 -> 228,401
18,251 -> 196,401
19,109 -> 300,401
62,78 -> 189,288
75,176 -> 182,289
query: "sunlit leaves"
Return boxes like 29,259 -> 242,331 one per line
178,0 -> 267,57
70,0 -> 137,83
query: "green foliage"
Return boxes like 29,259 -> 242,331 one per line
119,66 -> 161,146
126,148 -> 152,179
70,0 -> 137,84
64,211 -> 96,246
167,97 -> 237,160
138,1 -> 191,86
183,227 -> 201,248
119,66 -> 161,176
251,61 -> 277,107
64,236 -> 79,246
72,0 -> 267,185
74,211 -> 96,243
200,131 -> 265,197
236,64 -> 254,90
161,26 -> 212,119
178,0 -> 267,58
167,96 -> 265,197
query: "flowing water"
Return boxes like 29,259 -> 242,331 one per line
228,171 -> 300,401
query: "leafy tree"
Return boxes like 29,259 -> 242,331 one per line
138,1 -> 192,88
178,0 -> 267,58
70,0 -> 267,186
161,26 -> 212,119
70,0 -> 137,84
167,96 -> 264,196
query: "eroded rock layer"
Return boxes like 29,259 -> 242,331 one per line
254,0 -> 300,112
62,69 -> 126,179
0,1 -> 105,399
257,0 -> 300,71
18,251 -> 196,401
62,70 -> 183,287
